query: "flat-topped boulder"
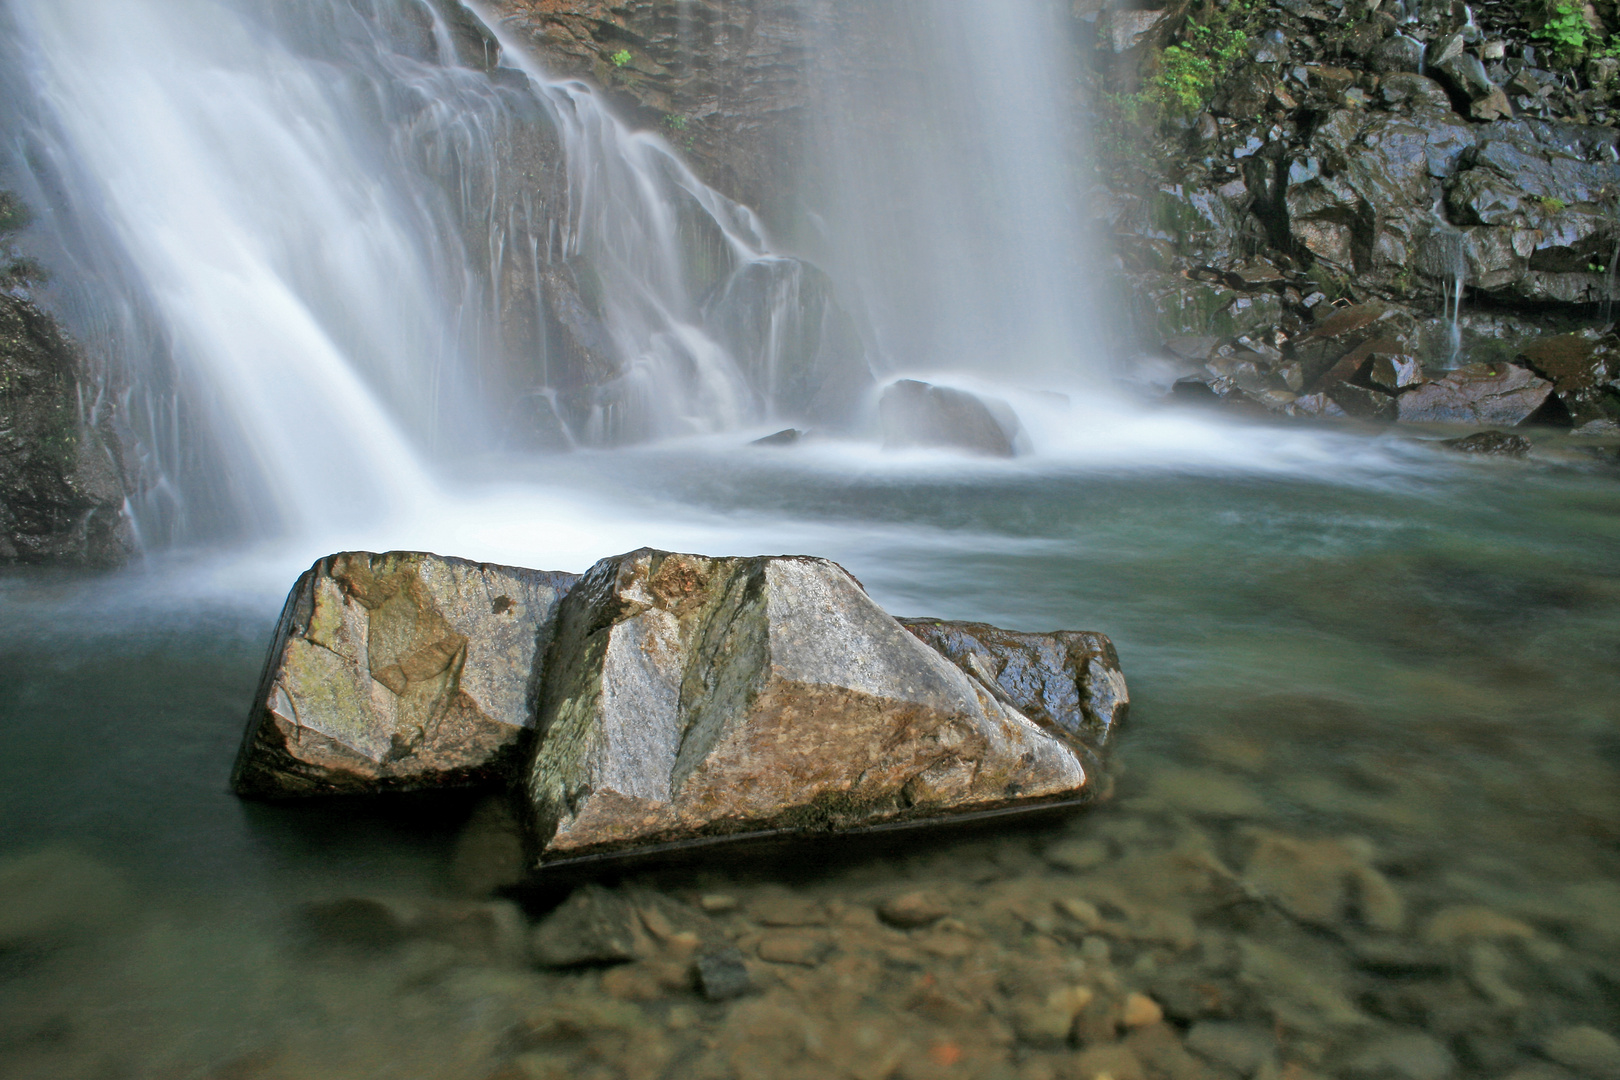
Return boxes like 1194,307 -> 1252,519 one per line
525,549 -> 1106,863
232,551 -> 577,798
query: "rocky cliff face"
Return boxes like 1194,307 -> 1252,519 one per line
1090,0 -> 1620,425
485,0 -> 816,230
0,290 -> 131,566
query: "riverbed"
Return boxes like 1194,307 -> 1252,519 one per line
3,419 -> 1619,1080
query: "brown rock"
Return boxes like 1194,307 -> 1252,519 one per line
878,890 -> 950,929
524,549 -> 1095,863
1520,335 -> 1609,393
232,552 -> 577,797
1396,364 -> 1553,426
1122,993 -> 1165,1029
1439,431 -> 1531,457
756,931 -> 831,966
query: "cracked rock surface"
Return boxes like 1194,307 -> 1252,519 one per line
525,548 -> 1106,863
232,551 -> 577,797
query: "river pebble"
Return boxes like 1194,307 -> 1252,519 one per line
1543,1026 -> 1620,1079
877,890 -> 950,929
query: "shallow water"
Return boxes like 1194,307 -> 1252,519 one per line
3,427 -> 1620,1080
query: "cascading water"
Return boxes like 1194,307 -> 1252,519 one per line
1,0 -> 858,549
1422,217 -> 1469,366
794,1 -> 1111,383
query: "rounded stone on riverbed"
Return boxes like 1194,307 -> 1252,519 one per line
1343,1030 -> 1456,1080
877,890 -> 949,929
1146,767 -> 1265,817
530,885 -> 640,967
756,931 -> 831,966
1122,992 -> 1163,1029
1542,1026 -> 1620,1079
1045,838 -> 1111,872
1422,905 -> 1536,946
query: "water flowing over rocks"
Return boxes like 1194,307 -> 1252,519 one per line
232,552 -> 578,797
525,548 -> 1098,862
0,292 -> 131,566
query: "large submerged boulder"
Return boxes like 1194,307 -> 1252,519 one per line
232,551 -> 578,798
525,549 -> 1101,863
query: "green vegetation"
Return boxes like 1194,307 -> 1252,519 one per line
1532,2 -> 1620,65
1145,0 -> 1255,118
609,49 -> 632,68
662,114 -> 687,131
1097,0 -> 1258,159
1537,196 -> 1568,213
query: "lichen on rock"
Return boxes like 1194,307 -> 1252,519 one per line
232,551 -> 578,797
524,549 -> 1106,863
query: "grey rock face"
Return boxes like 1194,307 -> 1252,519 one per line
897,618 -> 1128,754
878,379 -> 1026,457
525,549 -> 1096,863
232,551 -> 578,797
530,884 -> 640,967
1396,364 -> 1553,426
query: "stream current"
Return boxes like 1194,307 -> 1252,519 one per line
3,428 -> 1620,1079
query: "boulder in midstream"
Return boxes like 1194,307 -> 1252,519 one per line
523,549 -> 1105,864
232,551 -> 578,797
878,379 -> 1027,457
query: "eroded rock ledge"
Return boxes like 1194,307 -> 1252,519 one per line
233,548 -> 1128,867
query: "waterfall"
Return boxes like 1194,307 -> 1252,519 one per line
795,0 -> 1109,383
2,0 -> 853,547
2,0 -> 1116,553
